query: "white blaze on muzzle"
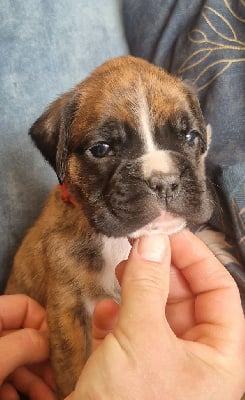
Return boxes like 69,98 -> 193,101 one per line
141,150 -> 177,178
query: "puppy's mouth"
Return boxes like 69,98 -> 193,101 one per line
127,211 -> 186,240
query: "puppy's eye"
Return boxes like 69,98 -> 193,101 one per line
185,130 -> 200,147
88,142 -> 113,158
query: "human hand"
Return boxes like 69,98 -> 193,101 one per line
66,229 -> 245,400
0,294 -> 56,400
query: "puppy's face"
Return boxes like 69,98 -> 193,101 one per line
30,56 -> 213,237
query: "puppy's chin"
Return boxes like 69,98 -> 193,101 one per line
127,211 -> 186,239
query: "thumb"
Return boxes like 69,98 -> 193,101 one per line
119,234 -> 171,328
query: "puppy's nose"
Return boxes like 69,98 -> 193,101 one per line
147,173 -> 180,198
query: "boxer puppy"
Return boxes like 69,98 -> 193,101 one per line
5,56 -> 213,398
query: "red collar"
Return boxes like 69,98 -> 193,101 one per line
61,180 -> 78,207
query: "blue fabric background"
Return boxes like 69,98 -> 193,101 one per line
0,0 -> 128,292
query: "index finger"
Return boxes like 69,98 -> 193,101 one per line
0,329 -> 49,384
170,230 -> 244,347
0,294 -> 47,332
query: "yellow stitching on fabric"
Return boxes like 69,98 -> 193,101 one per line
188,29 -> 209,43
179,47 -> 244,74
224,0 -> 245,23
203,6 -> 239,42
194,60 -> 231,90
177,0 -> 245,91
195,59 -> 244,91
179,50 -> 212,74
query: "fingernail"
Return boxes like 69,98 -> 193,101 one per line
136,234 -> 168,262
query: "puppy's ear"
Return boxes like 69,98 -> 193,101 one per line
29,90 -> 77,183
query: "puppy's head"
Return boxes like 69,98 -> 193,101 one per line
30,56 -> 213,238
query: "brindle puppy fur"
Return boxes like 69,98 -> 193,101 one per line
5,56 -> 212,398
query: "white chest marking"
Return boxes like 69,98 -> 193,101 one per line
100,236 -> 131,293
84,237 -> 131,316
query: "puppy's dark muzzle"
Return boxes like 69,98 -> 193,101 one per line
146,172 -> 180,202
